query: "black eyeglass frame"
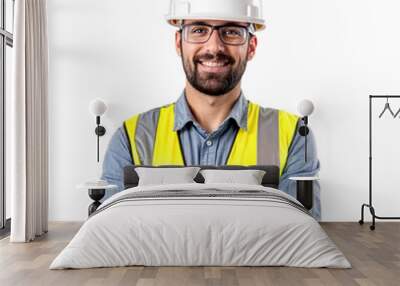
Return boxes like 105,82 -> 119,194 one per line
179,22 -> 255,46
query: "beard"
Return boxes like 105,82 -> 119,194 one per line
181,45 -> 248,96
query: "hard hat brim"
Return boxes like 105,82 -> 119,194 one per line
165,15 -> 266,32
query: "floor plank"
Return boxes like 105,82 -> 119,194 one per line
0,222 -> 399,286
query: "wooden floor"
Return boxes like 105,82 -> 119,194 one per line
0,222 -> 399,286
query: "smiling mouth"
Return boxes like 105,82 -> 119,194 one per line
197,60 -> 231,72
199,60 -> 229,67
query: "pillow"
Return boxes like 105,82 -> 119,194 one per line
135,166 -> 201,186
200,169 -> 266,185
124,165 -> 280,189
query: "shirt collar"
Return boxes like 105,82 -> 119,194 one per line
173,90 -> 248,131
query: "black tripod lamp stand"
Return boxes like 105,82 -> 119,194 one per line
85,98 -> 108,214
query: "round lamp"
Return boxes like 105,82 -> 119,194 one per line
297,99 -> 314,117
89,98 -> 107,117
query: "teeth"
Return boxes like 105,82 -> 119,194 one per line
201,61 -> 226,67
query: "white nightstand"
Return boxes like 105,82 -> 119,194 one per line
77,183 -> 118,216
289,176 -> 319,210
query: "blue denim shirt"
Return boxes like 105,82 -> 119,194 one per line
101,92 -> 321,220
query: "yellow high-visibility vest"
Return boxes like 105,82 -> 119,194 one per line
124,101 -> 299,176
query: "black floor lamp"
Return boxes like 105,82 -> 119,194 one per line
89,98 -> 107,163
297,99 -> 315,162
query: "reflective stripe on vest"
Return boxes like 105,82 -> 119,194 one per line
124,101 -> 299,176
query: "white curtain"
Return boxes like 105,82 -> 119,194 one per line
10,0 -> 49,242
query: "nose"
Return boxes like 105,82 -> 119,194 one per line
204,29 -> 226,53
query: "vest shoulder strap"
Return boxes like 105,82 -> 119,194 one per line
124,114 -> 142,165
278,110 -> 300,175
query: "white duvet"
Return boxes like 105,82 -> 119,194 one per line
50,183 -> 351,269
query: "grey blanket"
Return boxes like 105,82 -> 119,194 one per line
92,188 -> 311,217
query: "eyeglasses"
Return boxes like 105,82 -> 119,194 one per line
180,23 -> 253,46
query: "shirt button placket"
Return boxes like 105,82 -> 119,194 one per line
206,139 -> 216,165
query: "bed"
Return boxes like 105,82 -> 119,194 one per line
50,165 -> 350,269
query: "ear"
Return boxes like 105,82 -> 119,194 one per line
175,31 -> 182,57
246,35 -> 258,61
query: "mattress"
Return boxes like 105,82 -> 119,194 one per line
50,183 -> 350,269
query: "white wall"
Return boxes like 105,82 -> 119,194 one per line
48,0 -> 400,221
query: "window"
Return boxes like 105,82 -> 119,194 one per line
0,0 -> 14,236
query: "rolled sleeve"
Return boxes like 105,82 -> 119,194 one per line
100,126 -> 133,200
278,122 -> 321,220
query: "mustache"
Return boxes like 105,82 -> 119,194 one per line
193,52 -> 235,65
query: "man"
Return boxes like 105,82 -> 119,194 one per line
101,0 -> 321,220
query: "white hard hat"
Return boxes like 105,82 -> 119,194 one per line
165,0 -> 266,32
